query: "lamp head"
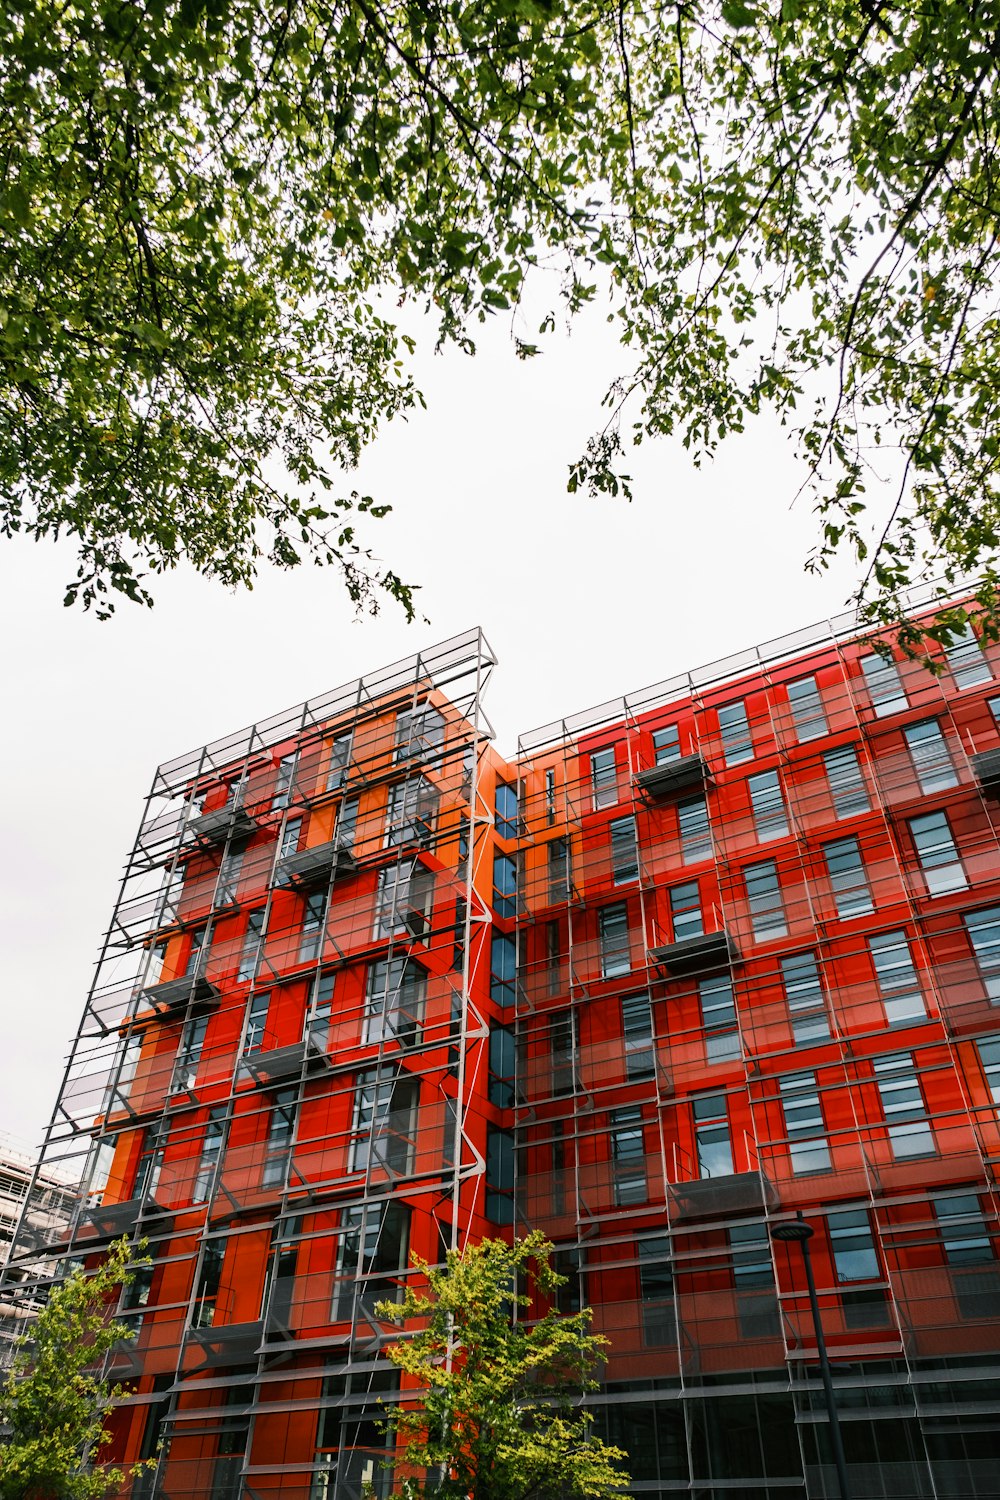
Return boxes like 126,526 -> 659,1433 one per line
771,1216 -> 815,1244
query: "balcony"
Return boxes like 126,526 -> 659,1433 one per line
187,1318 -> 264,1365
107,1332 -> 144,1378
971,748 -> 1000,794
634,755 -> 709,799
187,805 -> 258,848
275,840 -> 356,890
86,1198 -> 173,1239
650,930 -> 738,976
238,1025 -> 331,1086
669,1170 -> 776,1221
141,971 -> 220,1015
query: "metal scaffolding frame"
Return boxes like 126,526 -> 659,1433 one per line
5,586 -> 1000,1499
4,628 -> 506,1500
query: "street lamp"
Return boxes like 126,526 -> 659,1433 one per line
771,1212 -> 852,1500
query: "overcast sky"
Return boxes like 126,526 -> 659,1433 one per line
0,300 -> 867,1151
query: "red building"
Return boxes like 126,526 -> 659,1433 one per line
6,602 -> 1000,1499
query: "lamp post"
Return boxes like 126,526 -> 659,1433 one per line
772,1212 -> 852,1500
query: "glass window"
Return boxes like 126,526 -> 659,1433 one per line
669,881 -> 703,942
638,1237 -> 675,1343
456,815 -> 470,880
277,817 -> 302,863
780,951 -> 830,1045
193,1107 -> 226,1202
653,725 -> 681,765
787,675 -> 828,741
552,1246 -> 583,1315
313,1372 -> 399,1500
335,793 -> 358,850
699,974 -> 741,1063
934,1192 -> 994,1266
745,860 -> 787,939
374,859 -> 434,940
873,1052 -> 934,1159
486,1126 -> 514,1223
495,781 -> 519,839
216,847 -> 243,905
549,1119 -> 567,1217
364,958 -> 426,1048
904,719 -> 958,793
976,1035 -> 1000,1104
546,920 -> 561,996
828,1210 -> 889,1327
779,1072 -> 831,1174
489,1025 -> 516,1108
493,851 -> 518,918
591,747 -> 618,811
452,894 -> 467,973
693,1093 -> 734,1178
943,623 -> 991,689
611,1106 -> 647,1204
395,703 -> 446,762
730,1223 -> 780,1336
386,776 -> 439,847
823,836 -> 873,917
622,993 -> 655,1080
610,816 -> 639,885
112,1032 -> 143,1108
272,752 -> 297,811
829,1207 -> 880,1282
311,972 -> 335,1018
491,932 -> 517,1006
550,1010 -> 577,1097
965,907 -> 1000,1001
333,1200 -> 411,1322
299,890 -> 325,962
678,795 -> 712,863
134,1119 -> 168,1201
861,652 -> 908,716
352,1067 -> 419,1176
909,810 -> 966,895
748,770 -> 789,842
146,939 -> 168,988
731,1223 -> 773,1290
211,1387 -> 250,1498
599,903 -> 631,977
243,991 -> 270,1055
184,926 -> 207,978
157,862 -> 185,925
262,1086 -> 296,1188
718,701 -> 754,765
239,909 -> 266,981
824,745 -> 870,819
869,930 -> 926,1024
173,1015 -> 208,1092
192,1237 -> 225,1327
326,730 -> 353,791
548,836 -> 571,903
545,766 -> 557,823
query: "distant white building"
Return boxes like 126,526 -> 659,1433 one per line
0,1135 -> 75,1367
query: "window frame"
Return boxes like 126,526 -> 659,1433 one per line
598,902 -> 632,978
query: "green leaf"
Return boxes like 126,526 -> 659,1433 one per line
720,0 -> 757,28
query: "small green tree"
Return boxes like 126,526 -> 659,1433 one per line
374,1230 -> 626,1500
0,1237 -> 152,1500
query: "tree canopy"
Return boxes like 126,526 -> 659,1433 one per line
375,1230 -> 626,1500
3,0 -> 998,629
0,1237 -> 151,1500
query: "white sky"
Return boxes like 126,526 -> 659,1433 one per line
0,301 -> 866,1148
